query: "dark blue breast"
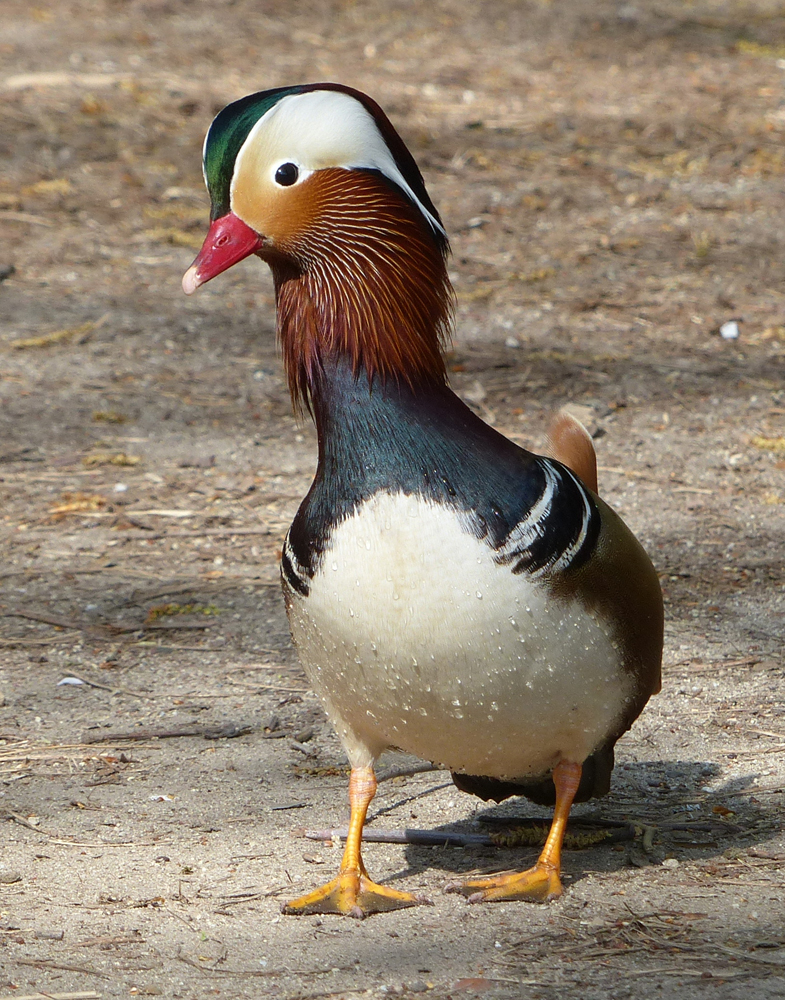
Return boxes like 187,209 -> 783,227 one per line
283,358 -> 599,595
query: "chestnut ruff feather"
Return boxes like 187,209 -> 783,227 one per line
259,168 -> 454,410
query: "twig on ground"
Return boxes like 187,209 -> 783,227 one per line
0,634 -> 80,647
2,609 -> 83,630
1,608 -> 214,638
113,527 -> 275,540
56,674 -> 151,699
300,816 -> 636,848
75,933 -> 144,947
14,958 -> 110,979
620,968 -> 748,979
223,681 -> 309,693
714,946 -> 785,967
745,727 -> 785,740
0,993 -> 102,1000
300,826 -> 493,847
4,812 -> 45,832
129,641 -> 225,651
83,723 -> 251,743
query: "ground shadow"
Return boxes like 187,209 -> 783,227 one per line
392,758 -> 780,883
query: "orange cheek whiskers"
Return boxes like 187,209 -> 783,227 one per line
266,169 -> 453,410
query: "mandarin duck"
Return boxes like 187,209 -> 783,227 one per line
183,83 -> 663,917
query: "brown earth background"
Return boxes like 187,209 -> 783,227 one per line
1,2 -> 784,998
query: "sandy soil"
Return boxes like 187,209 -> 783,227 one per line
1,1 -> 784,997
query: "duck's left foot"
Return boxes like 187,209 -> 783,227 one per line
446,864 -> 562,904
283,870 -> 426,918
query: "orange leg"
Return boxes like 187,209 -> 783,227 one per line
283,765 -> 426,918
447,760 -> 582,903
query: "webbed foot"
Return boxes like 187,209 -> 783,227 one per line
283,870 -> 425,918
446,863 -> 562,903
446,760 -> 582,906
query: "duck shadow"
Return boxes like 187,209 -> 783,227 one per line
385,759 -> 781,884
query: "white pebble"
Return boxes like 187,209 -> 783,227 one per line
719,320 -> 739,340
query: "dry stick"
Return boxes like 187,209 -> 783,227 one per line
2,609 -> 83,630
83,723 -> 251,744
0,993 -> 102,1000
75,934 -> 144,948
224,678 -> 309,693
699,946 -> 785,968
112,527 -> 276,540
302,826 -> 494,847
128,580 -> 269,603
2,609 -> 215,635
129,642 -> 225,651
621,969 -> 747,980
5,812 -> 47,833
301,818 -> 636,848
746,726 -> 785,740
0,634 -> 80,647
3,812 -> 147,848
56,674 -> 152,700
14,959 -> 110,979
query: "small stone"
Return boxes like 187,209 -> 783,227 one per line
408,981 -> 428,993
0,872 -> 22,884
719,320 -> 740,340
662,857 -> 680,869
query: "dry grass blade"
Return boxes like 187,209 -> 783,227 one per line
10,314 -> 108,349
0,993 -> 102,1000
0,739 -> 154,779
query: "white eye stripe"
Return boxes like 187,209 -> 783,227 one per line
232,90 -> 445,237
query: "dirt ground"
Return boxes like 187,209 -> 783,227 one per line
1,1 -> 784,997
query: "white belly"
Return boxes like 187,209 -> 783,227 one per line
286,492 -> 632,778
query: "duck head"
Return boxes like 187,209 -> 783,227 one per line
184,83 -> 453,407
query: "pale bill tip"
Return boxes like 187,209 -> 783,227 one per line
182,265 -> 201,296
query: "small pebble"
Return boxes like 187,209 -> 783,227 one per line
0,872 -> 22,884
662,857 -> 680,869
719,320 -> 739,340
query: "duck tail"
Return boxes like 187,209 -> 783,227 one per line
546,409 -> 598,494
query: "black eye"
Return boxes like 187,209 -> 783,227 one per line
274,162 -> 299,186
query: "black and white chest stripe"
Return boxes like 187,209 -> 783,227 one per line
491,459 -> 599,578
281,534 -> 311,597
281,457 -> 599,598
